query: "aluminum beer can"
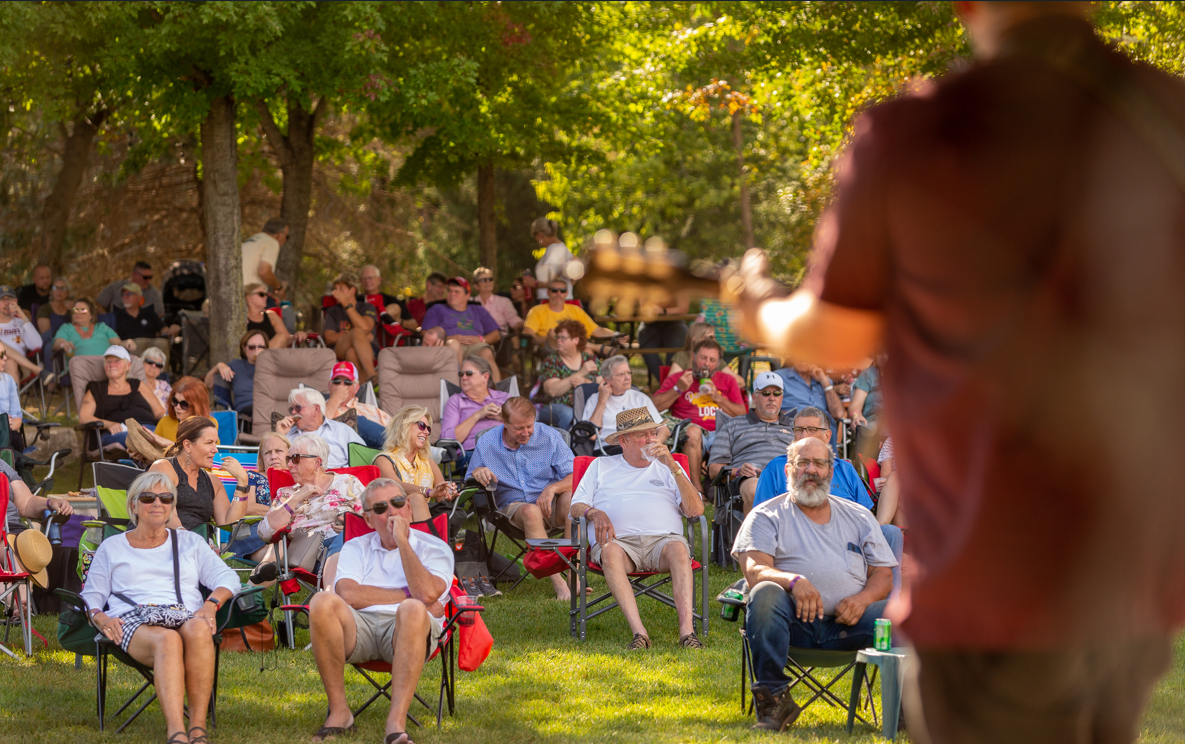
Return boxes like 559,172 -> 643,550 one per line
720,589 -> 744,621
874,618 -> 892,651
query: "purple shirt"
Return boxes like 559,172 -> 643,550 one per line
440,389 -> 511,449
422,303 -> 500,339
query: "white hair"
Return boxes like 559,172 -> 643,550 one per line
126,471 -> 177,525
600,355 -> 630,378
142,346 -> 167,365
290,433 -> 330,463
289,387 -> 326,416
361,478 -> 406,509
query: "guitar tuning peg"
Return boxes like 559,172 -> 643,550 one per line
593,229 -> 616,248
643,236 -> 667,255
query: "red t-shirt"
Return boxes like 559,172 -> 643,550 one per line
655,370 -> 743,432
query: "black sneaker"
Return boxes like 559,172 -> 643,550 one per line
751,685 -> 802,731
249,561 -> 278,585
476,575 -> 502,597
460,576 -> 481,596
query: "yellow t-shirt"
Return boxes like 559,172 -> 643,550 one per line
523,303 -> 598,338
156,416 -> 179,442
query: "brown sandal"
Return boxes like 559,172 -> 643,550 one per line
679,633 -> 705,649
385,734 -> 414,744
627,633 -> 651,650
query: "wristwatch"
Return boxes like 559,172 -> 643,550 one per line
235,483 -> 250,493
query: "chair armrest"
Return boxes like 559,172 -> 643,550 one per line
216,515 -> 264,530
18,447 -> 72,469
525,538 -> 578,549
215,585 -> 268,635
75,421 -> 104,431
435,439 -> 464,463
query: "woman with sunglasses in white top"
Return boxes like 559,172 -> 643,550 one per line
374,405 -> 456,522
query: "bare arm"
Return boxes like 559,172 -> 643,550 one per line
257,261 -> 282,291
848,388 -> 869,427
650,382 -> 685,413
482,329 -> 501,345
139,383 -> 167,421
344,305 -> 376,333
335,579 -> 411,610
267,312 -> 290,349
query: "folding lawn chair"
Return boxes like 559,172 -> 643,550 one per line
55,583 -> 267,733
178,310 -> 210,376
69,355 -> 147,489
715,583 -> 880,729
525,454 -> 709,641
0,473 -> 34,657
0,412 -> 70,493
341,512 -> 486,729
210,409 -> 238,447
250,347 -> 338,441
376,346 -> 458,443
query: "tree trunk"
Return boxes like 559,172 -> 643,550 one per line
200,94 -> 244,368
477,162 -> 496,270
732,111 -> 754,250
38,110 -> 108,273
258,96 -> 322,300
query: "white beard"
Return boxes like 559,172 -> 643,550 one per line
790,471 -> 831,508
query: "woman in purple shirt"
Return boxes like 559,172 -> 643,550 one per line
440,356 -> 509,450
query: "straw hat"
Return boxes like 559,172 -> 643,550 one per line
604,407 -> 664,445
7,530 -> 53,588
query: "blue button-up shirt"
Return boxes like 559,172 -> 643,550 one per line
751,455 -> 874,511
774,367 -> 828,414
466,423 -> 574,507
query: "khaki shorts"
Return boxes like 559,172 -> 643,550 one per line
590,533 -> 689,573
504,500 -> 565,530
345,606 -> 444,665
460,341 -> 494,359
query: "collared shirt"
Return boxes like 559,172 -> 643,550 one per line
752,456 -> 873,512
285,418 -> 365,469
334,530 -> 454,628
466,423 -> 574,507
440,389 -> 511,449
708,411 -> 798,472
774,367 -> 828,415
478,294 -> 522,333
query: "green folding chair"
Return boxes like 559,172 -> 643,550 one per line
348,442 -> 381,468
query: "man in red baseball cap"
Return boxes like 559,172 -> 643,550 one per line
323,361 -> 390,450
421,276 -> 503,380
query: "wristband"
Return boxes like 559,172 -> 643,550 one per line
787,576 -> 801,593
234,496 -> 248,503
824,385 -> 834,392
205,597 -> 221,610
282,502 -> 295,516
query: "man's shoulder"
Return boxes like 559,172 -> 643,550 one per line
827,494 -> 878,526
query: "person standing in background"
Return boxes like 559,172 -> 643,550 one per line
241,217 -> 288,297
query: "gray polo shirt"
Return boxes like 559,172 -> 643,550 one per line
708,410 -> 799,472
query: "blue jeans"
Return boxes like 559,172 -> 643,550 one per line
745,580 -> 887,692
537,403 -> 574,431
880,524 -> 904,597
356,416 -> 386,450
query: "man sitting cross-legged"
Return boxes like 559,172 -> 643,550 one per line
309,478 -> 454,744
569,407 -> 705,650
732,437 -> 897,731
467,397 -> 575,600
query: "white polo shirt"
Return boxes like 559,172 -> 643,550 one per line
286,418 -> 364,469
334,530 -> 455,630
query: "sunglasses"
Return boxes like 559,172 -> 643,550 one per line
73,308 -> 90,313
170,398 -> 190,410
365,498 -> 408,515
548,287 -> 566,293
415,420 -> 430,432
288,404 -> 308,414
461,370 -> 483,377
249,291 -> 268,298
137,494 -> 175,505
330,378 -> 353,386
136,273 -> 154,281
245,344 -> 266,351
286,453 -> 318,464
144,360 -> 164,369
52,285 -> 68,291
757,390 -> 783,397
477,277 -> 493,283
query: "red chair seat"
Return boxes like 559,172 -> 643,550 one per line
585,559 -> 702,577
0,570 -> 30,582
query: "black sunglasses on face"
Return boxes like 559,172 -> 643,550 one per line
365,498 -> 408,514
757,390 -> 783,397
138,494 -> 175,505
330,378 -> 353,385
477,277 -> 493,283
286,453 -> 318,464
245,344 -> 266,351
415,420 -> 430,432
548,287 -> 566,293
144,360 -> 164,369
171,398 -> 190,410
288,404 -> 307,414
461,370 -> 481,377
249,291 -> 267,298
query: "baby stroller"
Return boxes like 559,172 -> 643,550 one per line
162,260 -> 207,375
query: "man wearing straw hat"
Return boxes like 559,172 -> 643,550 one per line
569,407 -> 704,651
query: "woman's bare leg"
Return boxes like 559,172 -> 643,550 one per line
126,626 -> 188,740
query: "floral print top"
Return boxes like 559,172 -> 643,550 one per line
272,473 -> 364,538
536,350 -> 596,407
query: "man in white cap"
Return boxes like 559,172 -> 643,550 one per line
707,371 -> 798,514
569,406 -> 704,651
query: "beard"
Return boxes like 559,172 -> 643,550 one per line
790,469 -> 831,508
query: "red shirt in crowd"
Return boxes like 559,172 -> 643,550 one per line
655,370 -> 743,432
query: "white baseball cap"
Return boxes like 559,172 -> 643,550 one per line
103,345 -> 131,362
753,371 -> 784,393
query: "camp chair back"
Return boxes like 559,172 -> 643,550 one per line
715,584 -> 880,730
69,355 -> 148,487
250,347 -> 338,436
340,512 -> 483,729
55,584 -> 266,733
210,409 -> 237,447
0,473 -> 33,657
526,454 -> 709,641
348,442 -> 381,468
177,310 -> 209,376
376,346 -> 458,442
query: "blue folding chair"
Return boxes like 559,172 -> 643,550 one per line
211,410 -> 237,447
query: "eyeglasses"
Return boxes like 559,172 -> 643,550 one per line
144,360 -> 164,369
791,457 -> 832,470
170,398 -> 190,410
555,334 -> 573,341
548,287 -> 566,294
249,291 -> 267,298
288,404 -> 308,414
52,285 -> 68,291
365,498 -> 408,514
330,378 -> 353,386
414,420 -> 430,432
286,454 -> 319,464
137,494 -> 175,505
245,344 -> 266,351
791,426 -> 826,436
757,390 -> 783,397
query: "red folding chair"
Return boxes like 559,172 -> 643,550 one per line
526,455 -> 710,641
342,512 -> 485,729
0,474 -> 34,657
267,465 -> 381,648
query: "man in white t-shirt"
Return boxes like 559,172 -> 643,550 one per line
581,355 -> 668,451
309,479 -> 454,744
570,407 -> 704,651
241,217 -> 288,292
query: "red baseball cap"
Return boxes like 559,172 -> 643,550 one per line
331,361 -> 358,382
447,276 -> 471,293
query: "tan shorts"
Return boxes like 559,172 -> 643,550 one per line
504,500 -> 565,530
590,533 -> 689,573
345,606 -> 444,665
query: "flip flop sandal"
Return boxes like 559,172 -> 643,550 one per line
311,723 -> 355,742
187,726 -> 211,744
166,733 -> 188,744
384,733 -> 414,744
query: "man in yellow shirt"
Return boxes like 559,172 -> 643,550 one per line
523,278 -> 621,354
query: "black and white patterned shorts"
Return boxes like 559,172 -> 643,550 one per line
116,605 -> 194,653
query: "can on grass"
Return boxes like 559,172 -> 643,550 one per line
874,618 -> 892,651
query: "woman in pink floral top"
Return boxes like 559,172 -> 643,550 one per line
255,434 -> 364,589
